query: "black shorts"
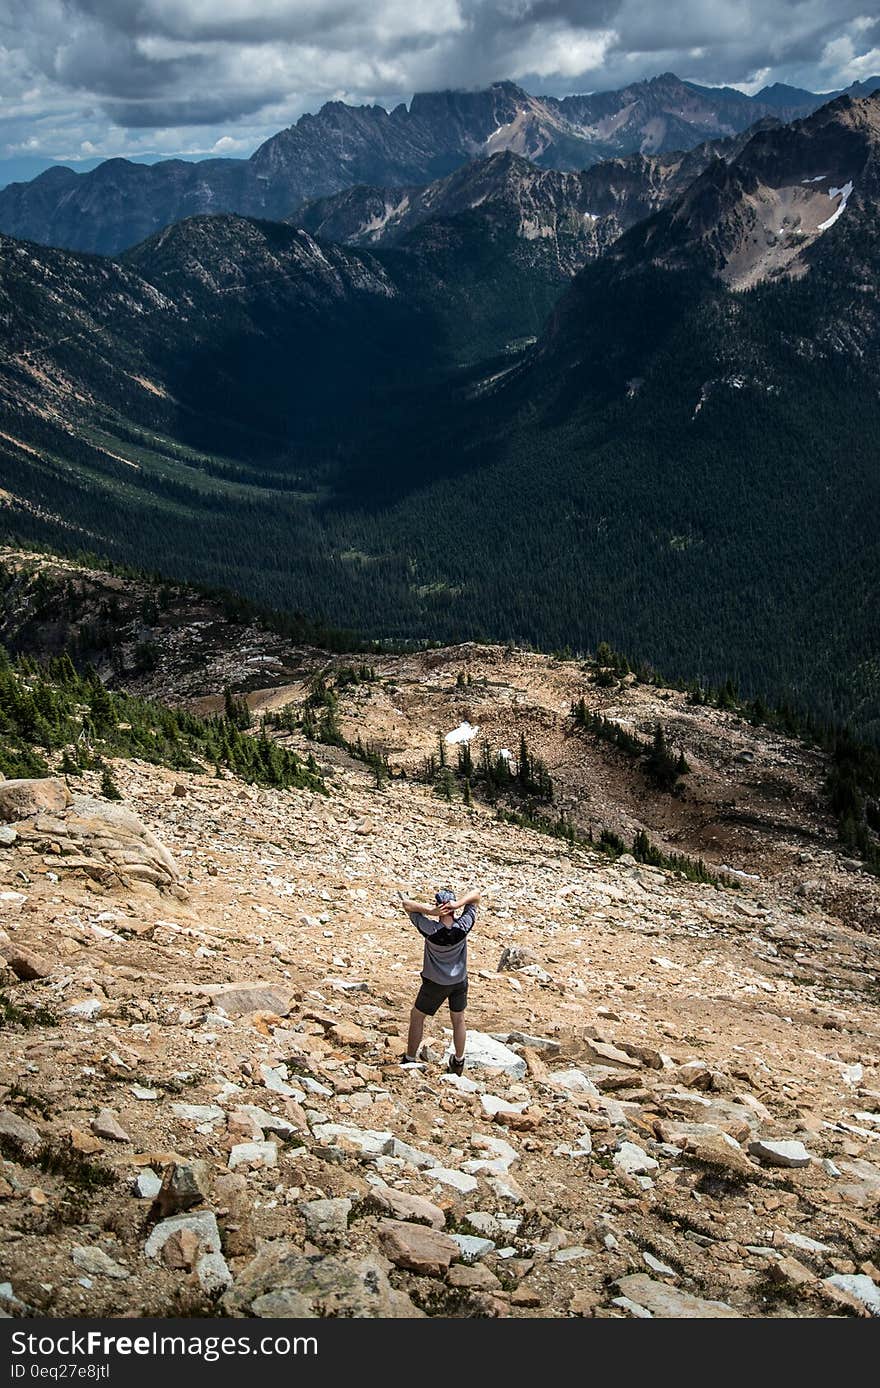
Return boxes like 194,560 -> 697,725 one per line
414,976 -> 468,1016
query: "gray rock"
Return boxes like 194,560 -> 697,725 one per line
496,1031 -> 560,1053
461,1031 -> 527,1079
390,1137 -> 438,1169
783,1231 -> 832,1254
613,1142 -> 659,1176
171,1103 -> 224,1125
224,1246 -> 422,1318
195,1251 -> 233,1297
145,1211 -> 222,1260
239,1105 -> 296,1137
71,1246 -> 129,1280
300,1197 -> 351,1240
450,1233 -> 495,1262
427,1166 -> 479,1194
151,1161 -> 213,1216
132,1169 -> 162,1200
0,1108 -> 42,1155
228,1140 -> 277,1171
90,1108 -> 130,1143
748,1139 -> 812,1168
251,1289 -> 314,1316
549,1068 -> 601,1097
258,1063 -> 305,1100
0,827 -> 18,846
312,1124 -> 394,1158
824,1274 -> 880,1316
615,1275 -> 739,1318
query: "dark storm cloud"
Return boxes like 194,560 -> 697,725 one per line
0,1 -> 876,165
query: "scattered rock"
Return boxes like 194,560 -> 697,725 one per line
378,1218 -> 459,1276
228,1140 -> 277,1171
225,1245 -> 422,1317
824,1274 -> 880,1316
0,946 -> 52,981
462,1032 -> 527,1078
448,1263 -> 501,1291
368,1183 -> 445,1229
150,1161 -> 213,1217
71,1246 -> 129,1281
0,1109 -> 42,1155
615,1275 -> 739,1318
748,1139 -> 812,1168
613,1142 -> 658,1176
300,1197 -> 351,1240
90,1109 -> 130,1144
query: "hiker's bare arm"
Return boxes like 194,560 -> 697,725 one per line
450,888 -> 480,912
397,895 -> 438,916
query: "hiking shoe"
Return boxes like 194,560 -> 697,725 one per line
399,1054 -> 422,1067
447,1054 -> 465,1076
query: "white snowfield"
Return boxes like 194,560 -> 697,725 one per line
817,181 -> 854,231
445,721 -> 480,744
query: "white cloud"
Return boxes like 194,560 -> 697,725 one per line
0,0 -> 875,172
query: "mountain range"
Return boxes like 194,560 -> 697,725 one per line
0,87 -> 879,739
2,72 -> 879,256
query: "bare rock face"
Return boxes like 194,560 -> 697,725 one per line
223,1244 -> 423,1318
4,790 -> 182,895
0,779 -> 71,822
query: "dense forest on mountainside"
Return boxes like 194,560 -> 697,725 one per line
1,95 -> 879,738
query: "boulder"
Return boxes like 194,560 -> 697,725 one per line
748,1139 -> 812,1168
0,779 -> 71,823
90,1109 -> 131,1143
462,1031 -> 527,1079
300,1197 -> 351,1240
377,1218 -> 459,1276
0,946 -> 52,981
0,1109 -> 42,1155
224,1245 -> 422,1318
615,1275 -> 740,1317
368,1183 -> 446,1230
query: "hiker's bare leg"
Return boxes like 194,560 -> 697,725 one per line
407,1007 -> 427,1058
451,1009 -> 466,1060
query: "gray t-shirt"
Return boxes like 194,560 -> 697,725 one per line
407,905 -> 477,985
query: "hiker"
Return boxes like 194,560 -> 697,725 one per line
394,886 -> 481,1073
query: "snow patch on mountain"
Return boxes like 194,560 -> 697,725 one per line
817,181 -> 854,231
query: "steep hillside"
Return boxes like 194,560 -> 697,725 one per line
291,134 -> 760,252
0,632 -> 878,1317
0,75 -> 872,256
2,549 -> 879,923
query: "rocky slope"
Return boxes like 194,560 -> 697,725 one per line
1,75 -> 875,256
0,740 -> 878,1318
290,134 -> 761,267
604,91 -> 880,289
1,549 -> 879,1319
2,548 -> 878,928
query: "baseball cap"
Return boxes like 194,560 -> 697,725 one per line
435,889 -> 455,905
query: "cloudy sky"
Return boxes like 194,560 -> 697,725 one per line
1,0 -> 878,182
